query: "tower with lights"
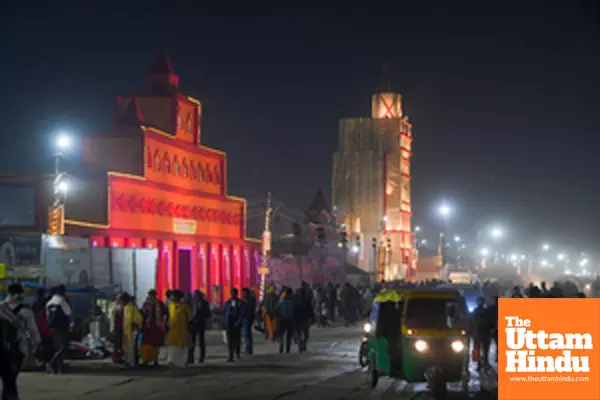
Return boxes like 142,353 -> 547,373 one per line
332,77 -> 414,281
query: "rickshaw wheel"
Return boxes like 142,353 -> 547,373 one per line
367,354 -> 378,388
358,342 -> 368,367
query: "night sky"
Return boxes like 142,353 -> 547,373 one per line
1,1 -> 599,253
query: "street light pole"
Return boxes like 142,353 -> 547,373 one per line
259,192 -> 273,302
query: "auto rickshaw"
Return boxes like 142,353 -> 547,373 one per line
364,288 -> 469,399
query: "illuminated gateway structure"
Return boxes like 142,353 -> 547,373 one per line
332,83 -> 415,281
62,54 -> 260,301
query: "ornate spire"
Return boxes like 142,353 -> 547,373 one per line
148,51 -> 180,94
308,188 -> 331,214
149,51 -> 177,76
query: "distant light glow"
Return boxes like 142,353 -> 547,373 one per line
351,245 -> 359,253
557,253 -> 565,261
541,260 -> 548,267
491,227 -> 503,238
480,248 -> 489,257
415,226 -> 421,232
438,204 -> 451,217
420,239 -> 427,245
542,243 -> 550,251
510,254 -> 517,262
57,133 -> 71,150
453,236 -> 461,242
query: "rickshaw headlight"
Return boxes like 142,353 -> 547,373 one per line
414,340 -> 428,352
451,340 -> 465,353
363,322 -> 372,333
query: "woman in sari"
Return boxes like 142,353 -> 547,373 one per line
166,290 -> 191,368
110,295 -> 125,364
140,289 -> 164,367
122,293 -> 143,368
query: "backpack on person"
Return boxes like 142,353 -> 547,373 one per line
0,304 -> 25,356
47,303 -> 69,329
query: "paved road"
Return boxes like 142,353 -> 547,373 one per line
17,326 -> 498,400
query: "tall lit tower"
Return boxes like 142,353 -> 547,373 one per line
332,73 -> 413,280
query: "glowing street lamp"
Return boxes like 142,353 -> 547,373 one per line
453,235 -> 461,242
420,239 -> 428,245
57,180 -> 69,194
438,204 -> 451,218
542,243 -> 550,251
480,248 -> 489,257
557,253 -> 565,261
510,254 -> 517,262
491,227 -> 504,239
57,133 -> 71,151
541,260 -> 548,267
415,225 -> 421,232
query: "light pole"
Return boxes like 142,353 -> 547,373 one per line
54,133 -> 71,175
437,203 -> 452,267
48,133 -> 72,235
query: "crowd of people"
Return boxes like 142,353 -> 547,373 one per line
258,281 -> 369,353
469,279 -> 592,372
2,276 -> 595,399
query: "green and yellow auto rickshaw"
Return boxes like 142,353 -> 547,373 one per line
364,288 -> 469,399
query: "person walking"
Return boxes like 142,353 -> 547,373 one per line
293,288 -> 314,352
166,290 -> 192,368
188,290 -> 211,363
34,294 -> 53,370
1,283 -> 41,399
140,289 -> 164,367
276,288 -> 295,354
46,285 -> 71,374
0,298 -> 22,400
223,288 -> 246,362
473,296 -> 493,370
241,288 -> 256,355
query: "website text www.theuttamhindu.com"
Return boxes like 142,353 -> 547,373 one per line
508,376 -> 590,383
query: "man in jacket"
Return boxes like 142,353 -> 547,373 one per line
276,288 -> 295,354
293,288 -> 315,352
188,291 -> 211,363
223,288 -> 246,362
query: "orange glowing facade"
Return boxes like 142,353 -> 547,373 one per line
63,54 -> 260,303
